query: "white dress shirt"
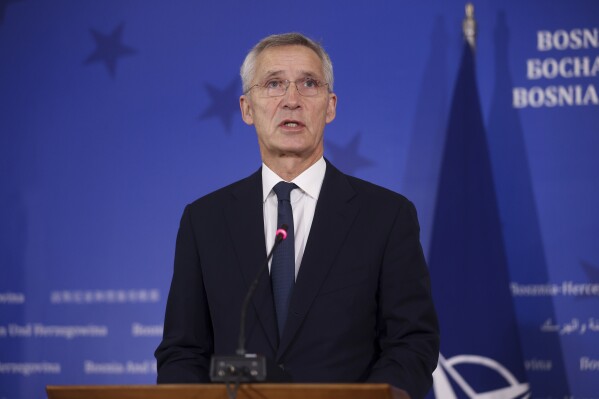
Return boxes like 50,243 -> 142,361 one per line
262,157 -> 326,278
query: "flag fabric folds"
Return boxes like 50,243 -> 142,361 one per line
428,42 -> 529,398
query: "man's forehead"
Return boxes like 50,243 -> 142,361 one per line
254,45 -> 323,77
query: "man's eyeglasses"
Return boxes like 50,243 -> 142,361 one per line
245,78 -> 329,97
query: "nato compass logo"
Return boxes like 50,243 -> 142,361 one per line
433,353 -> 530,398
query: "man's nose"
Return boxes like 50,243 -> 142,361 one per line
283,82 -> 301,108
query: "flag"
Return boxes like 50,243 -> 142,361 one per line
428,41 -> 529,398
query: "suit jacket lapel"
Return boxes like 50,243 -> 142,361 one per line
276,162 -> 359,360
225,169 -> 279,353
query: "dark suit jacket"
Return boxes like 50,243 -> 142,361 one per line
155,161 -> 439,399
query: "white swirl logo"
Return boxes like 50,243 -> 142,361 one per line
433,353 -> 530,398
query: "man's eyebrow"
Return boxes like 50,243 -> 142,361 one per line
297,70 -> 319,78
261,70 -> 284,80
260,70 -> 322,80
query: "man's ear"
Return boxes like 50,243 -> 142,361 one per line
325,92 -> 337,124
240,95 -> 254,125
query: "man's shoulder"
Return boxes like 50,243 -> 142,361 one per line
187,169 -> 261,211
348,175 -> 408,200
330,165 -> 411,207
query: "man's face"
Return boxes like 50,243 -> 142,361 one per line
240,45 -> 337,165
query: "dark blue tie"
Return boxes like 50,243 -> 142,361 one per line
271,181 -> 297,337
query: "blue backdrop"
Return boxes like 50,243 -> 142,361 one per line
1,1 -> 598,398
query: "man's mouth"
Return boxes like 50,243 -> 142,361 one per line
280,120 -> 304,128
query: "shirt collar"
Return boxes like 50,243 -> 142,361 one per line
262,157 -> 326,202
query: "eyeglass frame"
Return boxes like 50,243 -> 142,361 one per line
244,77 -> 331,97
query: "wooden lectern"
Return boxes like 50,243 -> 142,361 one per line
46,383 -> 410,399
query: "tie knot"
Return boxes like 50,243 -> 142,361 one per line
273,181 -> 297,201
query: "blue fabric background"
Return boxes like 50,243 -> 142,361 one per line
1,1 -> 598,397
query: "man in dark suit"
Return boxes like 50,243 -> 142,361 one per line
155,33 -> 439,399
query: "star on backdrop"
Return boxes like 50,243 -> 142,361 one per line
0,0 -> 22,25
199,77 -> 240,134
83,23 -> 136,78
325,132 -> 374,175
581,260 -> 599,285
571,260 -> 599,301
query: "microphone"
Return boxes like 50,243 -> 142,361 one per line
209,224 -> 288,383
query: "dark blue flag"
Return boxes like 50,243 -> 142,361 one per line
428,41 -> 529,398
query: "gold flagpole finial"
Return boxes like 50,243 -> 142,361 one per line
463,3 -> 477,50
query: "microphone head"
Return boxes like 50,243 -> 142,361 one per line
275,224 -> 288,240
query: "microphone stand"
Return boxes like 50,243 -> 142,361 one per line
209,225 -> 288,390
